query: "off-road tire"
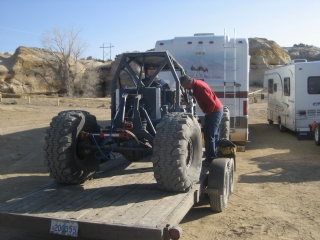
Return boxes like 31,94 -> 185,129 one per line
220,120 -> 230,140
44,110 -> 100,184
314,123 -> 320,146
220,106 -> 230,140
152,112 -> 202,192
209,158 -> 234,212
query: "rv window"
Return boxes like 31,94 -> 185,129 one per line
308,76 -> 320,94
268,79 -> 274,94
274,83 -> 277,92
284,77 -> 290,96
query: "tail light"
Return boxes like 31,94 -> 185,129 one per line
297,110 -> 306,115
169,226 -> 182,239
243,101 -> 248,115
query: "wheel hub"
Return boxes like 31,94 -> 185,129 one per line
186,138 -> 193,167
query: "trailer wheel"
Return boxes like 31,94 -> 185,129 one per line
44,110 -> 100,184
228,158 -> 235,196
152,112 -> 202,192
208,158 -> 234,212
314,123 -> 320,146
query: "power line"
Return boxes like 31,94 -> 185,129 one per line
100,43 -> 114,61
0,26 -> 40,35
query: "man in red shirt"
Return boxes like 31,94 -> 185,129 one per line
179,75 -> 223,163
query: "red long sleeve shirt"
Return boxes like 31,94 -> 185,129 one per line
192,79 -> 223,114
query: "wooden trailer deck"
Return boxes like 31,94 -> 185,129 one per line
0,156 -> 210,240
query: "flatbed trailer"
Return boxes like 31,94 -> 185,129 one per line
0,156 -> 212,240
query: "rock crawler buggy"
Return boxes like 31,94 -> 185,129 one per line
44,51 -> 235,211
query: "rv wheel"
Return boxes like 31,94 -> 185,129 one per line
278,119 -> 286,132
268,119 -> 273,124
44,110 -> 100,184
314,123 -> 320,146
152,112 -> 202,192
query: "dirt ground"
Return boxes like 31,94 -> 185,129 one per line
0,91 -> 320,240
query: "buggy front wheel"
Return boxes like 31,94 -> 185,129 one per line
44,110 -> 100,184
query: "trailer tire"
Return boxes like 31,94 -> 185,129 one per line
208,158 -> 233,212
44,110 -> 100,184
152,112 -> 202,192
314,123 -> 320,146
228,158 -> 235,196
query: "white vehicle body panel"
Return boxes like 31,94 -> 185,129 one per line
263,61 -> 320,132
155,32 -> 249,143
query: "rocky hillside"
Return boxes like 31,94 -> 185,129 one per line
1,39 -> 319,94
248,38 -> 319,86
249,38 -> 290,86
283,44 -> 320,61
0,47 -> 111,96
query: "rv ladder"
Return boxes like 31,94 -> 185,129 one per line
223,29 -> 237,130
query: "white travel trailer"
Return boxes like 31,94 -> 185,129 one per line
263,60 -> 320,136
155,31 -> 250,148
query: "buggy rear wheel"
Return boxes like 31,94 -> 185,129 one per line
152,112 -> 202,192
220,106 -> 230,140
44,110 -> 100,184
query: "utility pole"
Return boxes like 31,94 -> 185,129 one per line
100,43 -> 114,61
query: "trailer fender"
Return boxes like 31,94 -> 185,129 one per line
208,158 -> 232,195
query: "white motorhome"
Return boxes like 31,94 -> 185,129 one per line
263,60 -> 320,136
155,31 -> 250,148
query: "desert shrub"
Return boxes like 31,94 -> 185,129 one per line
74,68 -> 102,97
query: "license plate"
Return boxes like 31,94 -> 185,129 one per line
50,219 -> 78,237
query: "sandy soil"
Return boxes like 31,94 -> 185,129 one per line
0,92 -> 320,240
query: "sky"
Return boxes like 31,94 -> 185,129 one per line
1,0 -> 320,60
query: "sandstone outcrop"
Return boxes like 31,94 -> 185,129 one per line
249,38 -> 291,65
249,38 -> 291,86
0,47 -> 111,96
0,46 -> 81,94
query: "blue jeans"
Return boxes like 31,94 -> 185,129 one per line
204,109 -> 223,159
